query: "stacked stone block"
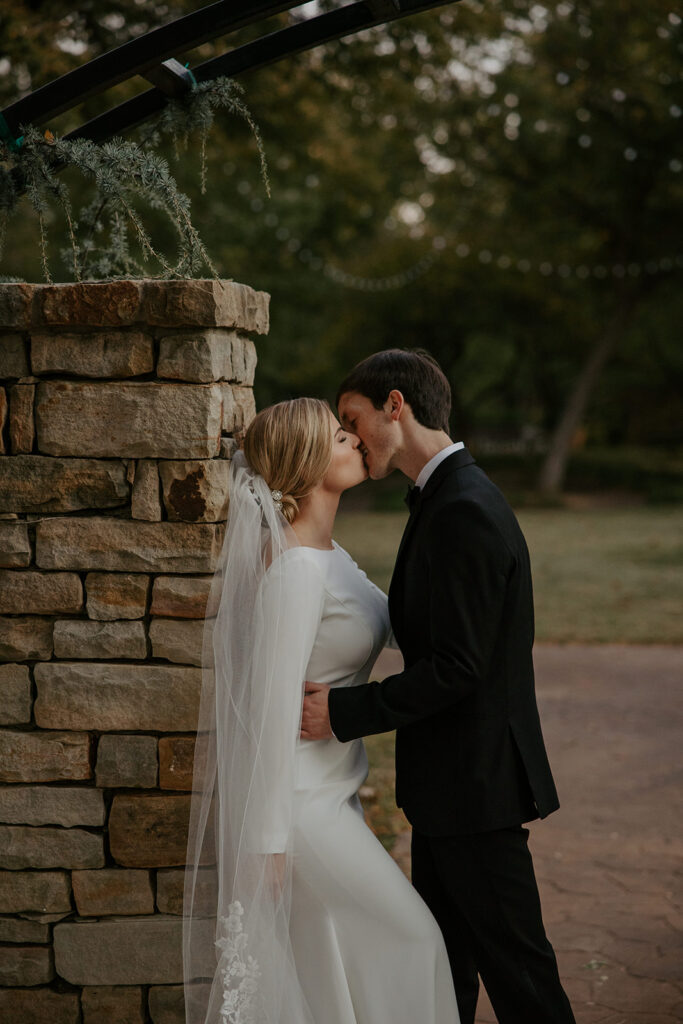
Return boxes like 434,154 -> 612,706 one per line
0,279 -> 268,1024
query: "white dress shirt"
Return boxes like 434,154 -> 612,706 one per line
414,441 -> 465,491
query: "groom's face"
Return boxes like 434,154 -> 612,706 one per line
337,391 -> 398,479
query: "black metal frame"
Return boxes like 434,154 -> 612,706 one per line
1,0 -> 457,147
2,2 -> 304,136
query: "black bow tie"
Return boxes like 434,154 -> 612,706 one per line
404,485 -> 421,514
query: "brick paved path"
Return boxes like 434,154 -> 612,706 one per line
391,644 -> 683,1023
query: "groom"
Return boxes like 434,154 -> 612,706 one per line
301,348 -> 575,1023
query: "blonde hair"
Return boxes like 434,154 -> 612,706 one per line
242,398 -> 334,523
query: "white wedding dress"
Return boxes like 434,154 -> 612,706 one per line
257,540 -> 460,1024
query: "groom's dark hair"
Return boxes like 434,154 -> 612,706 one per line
336,348 -> 451,432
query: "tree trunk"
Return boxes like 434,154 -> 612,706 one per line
537,296 -> 639,494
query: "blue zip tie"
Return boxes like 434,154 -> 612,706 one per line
0,112 -> 23,152
184,62 -> 198,89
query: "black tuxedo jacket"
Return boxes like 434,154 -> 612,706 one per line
328,448 -> 560,835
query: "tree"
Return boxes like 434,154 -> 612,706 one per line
2,0 -> 681,482
387,0 -> 683,490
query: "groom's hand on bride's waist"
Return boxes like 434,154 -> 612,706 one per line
300,682 -> 334,741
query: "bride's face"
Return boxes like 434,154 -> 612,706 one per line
321,412 -> 368,493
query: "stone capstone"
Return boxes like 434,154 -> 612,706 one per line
0,283 -> 36,329
142,279 -> 269,333
40,281 -> 143,327
1,279 -> 269,332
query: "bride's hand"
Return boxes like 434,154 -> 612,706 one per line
300,682 -> 333,741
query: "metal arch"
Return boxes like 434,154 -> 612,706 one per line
1,2 -> 308,136
1,0 -> 459,149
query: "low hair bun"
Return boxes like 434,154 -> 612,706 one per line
279,493 -> 298,524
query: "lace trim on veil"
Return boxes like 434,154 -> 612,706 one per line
216,901 -> 261,1024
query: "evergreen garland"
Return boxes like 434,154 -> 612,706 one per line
0,76 -> 269,282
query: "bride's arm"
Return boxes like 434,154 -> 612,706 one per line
248,552 -> 326,854
370,645 -> 404,683
384,626 -> 400,650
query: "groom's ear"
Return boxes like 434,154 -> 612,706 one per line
384,390 -> 405,422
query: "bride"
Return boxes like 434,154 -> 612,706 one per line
182,397 -> 460,1024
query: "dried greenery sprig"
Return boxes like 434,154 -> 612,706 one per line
0,76 -> 269,282
152,76 -> 270,197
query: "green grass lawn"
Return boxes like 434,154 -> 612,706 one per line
335,505 -> 683,645
335,504 -> 683,850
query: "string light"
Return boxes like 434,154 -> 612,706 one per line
241,182 -> 682,291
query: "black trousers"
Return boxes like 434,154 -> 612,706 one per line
411,825 -> 575,1024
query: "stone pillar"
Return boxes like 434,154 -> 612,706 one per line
0,279 -> 268,1024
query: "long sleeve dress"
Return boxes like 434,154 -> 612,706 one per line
253,540 -> 460,1024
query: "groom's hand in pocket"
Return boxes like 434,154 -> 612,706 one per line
300,682 -> 333,741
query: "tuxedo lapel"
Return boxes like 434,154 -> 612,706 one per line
418,445 -> 476,504
396,446 -> 476,561
394,496 -> 423,568
388,447 -> 476,631
388,497 -> 426,635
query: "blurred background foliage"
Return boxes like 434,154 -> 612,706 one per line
1,0 -> 682,497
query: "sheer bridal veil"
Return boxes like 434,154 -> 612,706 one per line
183,450 -> 318,1024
